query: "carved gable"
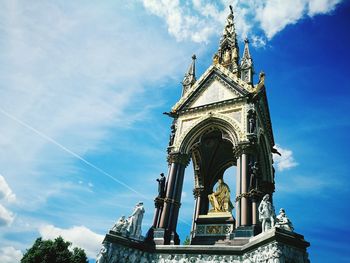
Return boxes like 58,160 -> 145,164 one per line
173,69 -> 248,112
189,78 -> 238,108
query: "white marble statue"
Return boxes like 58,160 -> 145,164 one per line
111,215 -> 126,232
275,208 -> 294,232
258,194 -> 275,232
127,201 -> 145,238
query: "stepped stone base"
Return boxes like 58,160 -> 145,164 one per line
99,227 -> 310,262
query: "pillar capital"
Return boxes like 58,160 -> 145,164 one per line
233,142 -> 254,158
167,152 -> 190,166
193,186 -> 204,198
154,197 -> 164,208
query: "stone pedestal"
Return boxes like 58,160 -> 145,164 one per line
99,227 -> 310,262
191,212 -> 235,245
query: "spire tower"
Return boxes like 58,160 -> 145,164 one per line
213,5 -> 239,75
182,54 -> 196,96
240,38 -> 254,84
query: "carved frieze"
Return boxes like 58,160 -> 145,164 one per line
97,238 -> 310,262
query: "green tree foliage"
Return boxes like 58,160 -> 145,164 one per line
21,236 -> 88,263
182,236 -> 190,245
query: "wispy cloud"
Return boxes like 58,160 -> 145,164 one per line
0,246 -> 22,263
0,175 -> 16,226
141,0 -> 342,44
0,204 -> 14,227
39,224 -> 104,258
0,1 -> 188,209
0,175 -> 16,203
273,144 -> 298,171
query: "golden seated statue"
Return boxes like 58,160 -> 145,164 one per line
208,178 -> 234,213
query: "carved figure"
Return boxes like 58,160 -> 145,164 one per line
275,208 -> 294,232
258,194 -> 275,232
249,161 -> 259,190
111,215 -> 126,232
248,114 -> 256,134
258,71 -> 265,85
223,49 -> 231,63
156,173 -> 166,198
213,54 -> 219,64
96,243 -> 108,263
169,121 -> 176,146
270,243 -> 285,263
127,202 -> 145,238
208,178 -> 233,212
140,252 -> 149,263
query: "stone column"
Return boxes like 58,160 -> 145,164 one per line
159,161 -> 179,229
152,197 -> 163,228
157,152 -> 189,244
235,156 -> 241,228
251,196 -> 258,225
168,164 -> 186,231
241,153 -> 248,226
191,186 -> 203,240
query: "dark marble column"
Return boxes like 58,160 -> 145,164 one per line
157,152 -> 189,244
235,156 -> 241,228
191,186 -> 204,240
152,197 -> 163,228
241,153 -> 249,226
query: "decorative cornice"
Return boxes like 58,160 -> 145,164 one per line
178,96 -> 247,116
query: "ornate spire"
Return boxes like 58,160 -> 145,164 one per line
240,38 -> 254,84
213,5 -> 239,75
182,54 -> 196,96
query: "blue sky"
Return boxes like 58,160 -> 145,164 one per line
0,0 -> 349,262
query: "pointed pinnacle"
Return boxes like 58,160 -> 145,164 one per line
192,54 -> 196,60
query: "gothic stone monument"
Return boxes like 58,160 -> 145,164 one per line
97,6 -> 310,263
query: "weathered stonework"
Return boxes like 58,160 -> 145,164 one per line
100,227 -> 310,262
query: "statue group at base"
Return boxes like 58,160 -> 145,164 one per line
110,202 -> 145,239
258,194 -> 294,233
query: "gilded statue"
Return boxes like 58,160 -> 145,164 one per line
208,178 -> 233,212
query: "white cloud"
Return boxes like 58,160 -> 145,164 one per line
0,175 -> 16,203
0,204 -> 15,226
273,145 -> 298,171
141,0 -> 342,43
307,0 -> 342,16
0,247 -> 22,263
255,0 -> 306,39
39,224 -> 104,258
